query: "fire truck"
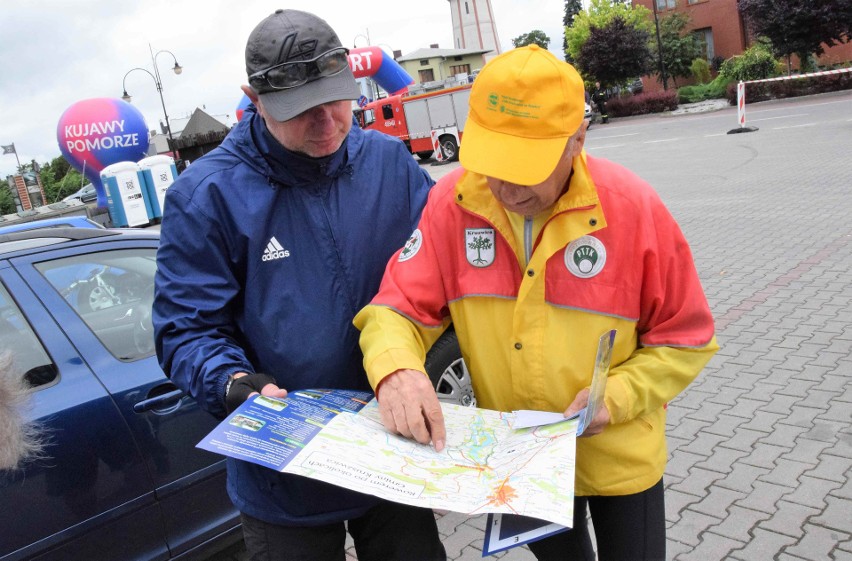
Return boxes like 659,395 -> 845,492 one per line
355,83 -> 472,161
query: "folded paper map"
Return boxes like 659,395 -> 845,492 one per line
197,388 -> 578,527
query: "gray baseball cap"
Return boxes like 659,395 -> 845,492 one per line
245,9 -> 360,122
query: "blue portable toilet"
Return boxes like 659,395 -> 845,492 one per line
100,161 -> 152,228
138,155 -> 178,223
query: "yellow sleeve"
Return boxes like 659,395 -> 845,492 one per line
604,336 -> 719,424
354,304 -> 448,390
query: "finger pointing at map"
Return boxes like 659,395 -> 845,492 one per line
377,368 -> 447,452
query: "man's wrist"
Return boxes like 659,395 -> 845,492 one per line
224,372 -> 248,400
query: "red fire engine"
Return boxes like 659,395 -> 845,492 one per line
355,83 -> 472,161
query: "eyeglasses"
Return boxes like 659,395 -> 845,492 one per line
249,48 -> 350,92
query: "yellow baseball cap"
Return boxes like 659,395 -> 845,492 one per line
460,45 -> 586,186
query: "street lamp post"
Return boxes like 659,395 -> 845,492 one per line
122,44 -> 183,160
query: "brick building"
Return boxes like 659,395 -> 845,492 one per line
632,0 -> 852,92
4,171 -> 46,212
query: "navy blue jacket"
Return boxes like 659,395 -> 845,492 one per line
153,106 -> 433,525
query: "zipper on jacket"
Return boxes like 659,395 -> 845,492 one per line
524,217 -> 533,267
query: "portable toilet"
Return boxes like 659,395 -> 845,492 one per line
138,155 -> 178,222
100,161 -> 152,228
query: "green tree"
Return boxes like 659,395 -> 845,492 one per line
577,16 -> 654,88
563,0 -> 584,61
512,29 -> 551,49
737,0 -> 852,74
47,155 -> 71,179
718,39 -> 779,81
656,12 -> 702,87
690,58 -> 712,84
39,165 -> 58,200
565,0 -> 654,64
39,156 -> 83,203
0,182 -> 16,215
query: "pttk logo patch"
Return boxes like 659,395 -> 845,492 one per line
564,235 -> 606,278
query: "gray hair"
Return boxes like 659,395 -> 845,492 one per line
0,353 -> 43,470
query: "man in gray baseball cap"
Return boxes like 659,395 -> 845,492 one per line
153,8 -> 446,561
244,8 -> 361,123
240,9 -> 362,157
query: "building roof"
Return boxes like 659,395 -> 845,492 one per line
179,108 -> 230,138
397,47 -> 492,62
147,108 -> 232,157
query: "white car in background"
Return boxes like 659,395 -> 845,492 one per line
62,183 -> 97,204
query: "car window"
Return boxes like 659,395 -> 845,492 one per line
0,283 -> 56,388
34,248 -> 157,361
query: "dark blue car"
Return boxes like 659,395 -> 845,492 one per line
0,228 -> 240,561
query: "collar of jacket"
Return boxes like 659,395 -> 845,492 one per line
455,150 -> 606,242
229,105 -> 360,188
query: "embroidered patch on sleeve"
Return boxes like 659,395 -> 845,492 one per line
399,229 -> 423,262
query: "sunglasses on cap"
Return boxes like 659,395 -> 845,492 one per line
249,48 -> 350,92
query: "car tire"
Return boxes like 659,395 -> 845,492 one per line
416,151 -> 434,161
424,330 -> 476,407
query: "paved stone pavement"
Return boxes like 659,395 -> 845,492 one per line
210,92 -> 852,561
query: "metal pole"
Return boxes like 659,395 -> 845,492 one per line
150,44 -> 179,160
652,1 -> 668,91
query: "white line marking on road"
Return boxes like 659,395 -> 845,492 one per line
705,133 -> 727,137
589,133 -> 640,140
586,144 -> 625,150
643,138 -> 680,144
749,113 -> 808,122
773,123 -> 818,130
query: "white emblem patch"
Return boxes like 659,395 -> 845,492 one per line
398,229 -> 423,262
465,228 -> 495,267
565,235 -> 607,278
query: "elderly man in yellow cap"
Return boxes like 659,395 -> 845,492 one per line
354,45 -> 718,560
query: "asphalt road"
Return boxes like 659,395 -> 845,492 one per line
210,90 -> 852,561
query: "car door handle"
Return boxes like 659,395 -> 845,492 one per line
134,388 -> 184,413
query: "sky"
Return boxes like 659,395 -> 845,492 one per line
0,0 -> 566,178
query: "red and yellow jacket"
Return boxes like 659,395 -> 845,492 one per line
355,153 -> 718,496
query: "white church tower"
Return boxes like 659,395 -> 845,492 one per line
447,0 -> 502,56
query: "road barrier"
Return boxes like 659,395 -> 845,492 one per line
729,66 -> 852,134
431,130 -> 444,162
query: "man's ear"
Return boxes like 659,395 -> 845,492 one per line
241,85 -> 259,105
241,85 -> 266,120
570,120 -> 589,158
